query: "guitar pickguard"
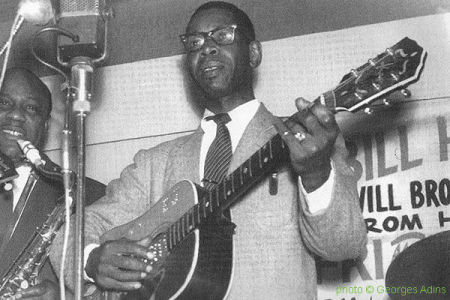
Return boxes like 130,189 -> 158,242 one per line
101,180 -> 199,243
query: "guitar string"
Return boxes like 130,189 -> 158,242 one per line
43,44 -> 425,154
43,95 -> 450,154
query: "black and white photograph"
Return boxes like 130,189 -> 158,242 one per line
0,0 -> 448,299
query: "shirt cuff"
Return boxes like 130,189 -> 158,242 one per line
84,243 -> 100,282
298,166 -> 335,214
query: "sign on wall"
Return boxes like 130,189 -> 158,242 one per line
318,105 -> 450,299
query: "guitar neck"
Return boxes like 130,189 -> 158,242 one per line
165,92 -> 338,250
164,36 -> 427,249
165,134 -> 288,250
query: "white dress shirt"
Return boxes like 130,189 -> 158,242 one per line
1,165 -> 33,240
12,165 -> 32,210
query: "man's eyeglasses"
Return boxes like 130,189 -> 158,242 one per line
180,25 -> 248,53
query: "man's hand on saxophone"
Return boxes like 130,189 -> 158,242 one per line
9,280 -> 58,300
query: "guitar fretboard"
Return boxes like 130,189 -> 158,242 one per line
165,134 -> 290,250
162,36 -> 426,250
163,91 -> 342,251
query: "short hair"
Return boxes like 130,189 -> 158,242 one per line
190,1 -> 256,41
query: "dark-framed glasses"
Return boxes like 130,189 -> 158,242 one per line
180,24 -> 241,52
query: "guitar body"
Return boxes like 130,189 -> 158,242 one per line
96,180 -> 233,300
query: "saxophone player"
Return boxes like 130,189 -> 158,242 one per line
0,67 -> 105,300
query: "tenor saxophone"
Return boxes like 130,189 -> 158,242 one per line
0,140 -> 71,299
0,201 -> 68,299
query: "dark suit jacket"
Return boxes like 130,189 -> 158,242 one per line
0,157 -> 105,285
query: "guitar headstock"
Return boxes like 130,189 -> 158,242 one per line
332,37 -> 426,113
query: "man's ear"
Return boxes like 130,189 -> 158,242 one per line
249,40 -> 262,68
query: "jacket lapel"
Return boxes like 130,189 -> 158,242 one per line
164,129 -> 203,188
229,104 -> 279,173
164,105 -> 279,186
0,173 -> 61,277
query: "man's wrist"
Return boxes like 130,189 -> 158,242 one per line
300,164 -> 331,193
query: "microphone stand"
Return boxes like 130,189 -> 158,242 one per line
25,1 -> 113,297
69,57 -> 94,300
56,17 -> 110,300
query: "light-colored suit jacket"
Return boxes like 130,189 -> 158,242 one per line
50,104 -> 367,299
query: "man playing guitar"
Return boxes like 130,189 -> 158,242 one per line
51,2 -> 367,299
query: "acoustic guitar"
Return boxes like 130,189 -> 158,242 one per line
89,37 -> 426,300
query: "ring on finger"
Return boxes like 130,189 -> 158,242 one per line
294,132 -> 306,142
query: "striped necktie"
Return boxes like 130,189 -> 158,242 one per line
203,113 -> 232,190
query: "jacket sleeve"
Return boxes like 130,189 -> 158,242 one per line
49,146 -> 169,290
297,134 -> 368,261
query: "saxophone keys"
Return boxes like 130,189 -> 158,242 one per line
20,280 -> 29,289
4,182 -> 12,191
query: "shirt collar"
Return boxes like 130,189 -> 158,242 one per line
201,99 -> 260,131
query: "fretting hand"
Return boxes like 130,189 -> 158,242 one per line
275,97 -> 339,192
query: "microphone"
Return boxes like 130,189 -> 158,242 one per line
54,4 -> 113,299
16,139 -> 45,167
55,0 -> 113,64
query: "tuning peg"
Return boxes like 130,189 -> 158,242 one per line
401,88 -> 411,98
386,47 -> 394,56
390,73 -> 399,81
372,82 -> 381,91
364,107 -> 373,115
382,99 -> 392,106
